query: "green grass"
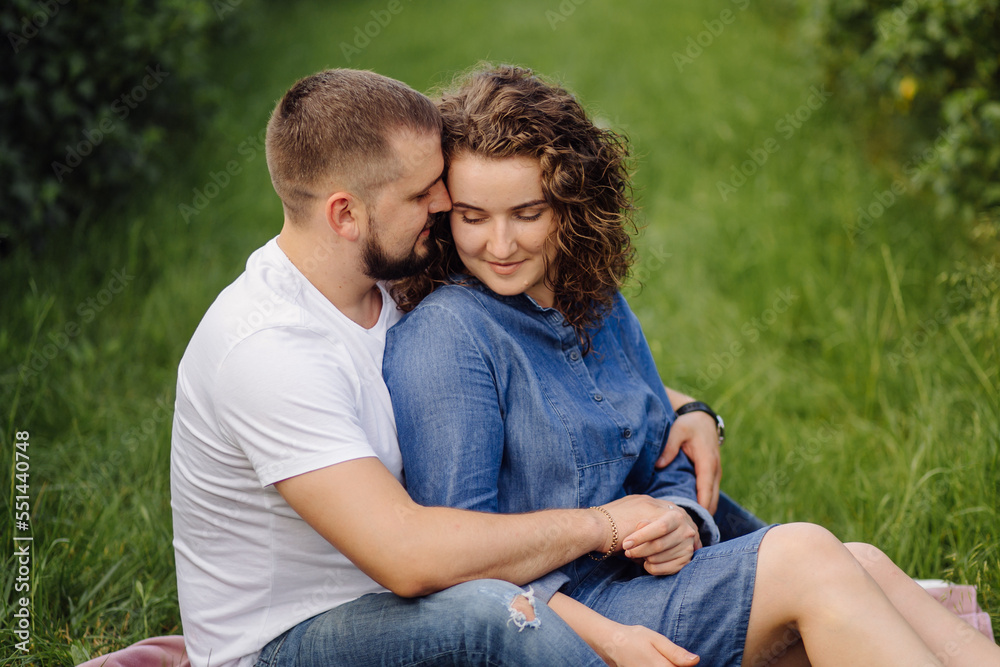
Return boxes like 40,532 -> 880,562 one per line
2,1 -> 997,662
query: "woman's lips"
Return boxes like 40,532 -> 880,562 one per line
488,261 -> 523,276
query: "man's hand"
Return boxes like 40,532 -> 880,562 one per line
600,496 -> 677,552
656,408 -> 721,515
600,497 -> 701,574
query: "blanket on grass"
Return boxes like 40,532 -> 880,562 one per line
75,580 -> 995,665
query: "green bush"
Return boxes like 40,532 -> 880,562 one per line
819,0 -> 1000,229
0,0 -> 242,252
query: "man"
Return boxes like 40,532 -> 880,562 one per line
171,69 -> 759,667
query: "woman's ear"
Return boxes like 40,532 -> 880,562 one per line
326,191 -> 366,242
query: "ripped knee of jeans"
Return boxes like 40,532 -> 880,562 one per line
506,586 -> 541,631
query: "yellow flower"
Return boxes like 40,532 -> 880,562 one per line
899,76 -> 918,101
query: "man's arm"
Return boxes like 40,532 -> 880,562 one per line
275,457 -> 665,598
213,327 -> 679,599
657,385 -> 722,514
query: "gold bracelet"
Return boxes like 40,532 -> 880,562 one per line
589,505 -> 619,561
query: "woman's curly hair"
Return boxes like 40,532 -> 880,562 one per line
391,64 -> 637,353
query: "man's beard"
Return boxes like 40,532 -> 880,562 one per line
360,214 -> 438,281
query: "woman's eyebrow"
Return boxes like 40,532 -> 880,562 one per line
450,201 -> 486,211
451,199 -> 547,211
511,199 -> 547,210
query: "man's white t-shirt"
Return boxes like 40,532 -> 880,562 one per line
170,238 -> 402,667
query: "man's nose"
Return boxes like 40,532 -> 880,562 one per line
429,180 -> 451,213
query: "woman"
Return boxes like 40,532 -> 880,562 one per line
383,65 -> 998,666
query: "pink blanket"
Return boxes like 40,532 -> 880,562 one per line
75,636 -> 189,667
916,579 -> 995,643
75,581 -> 994,665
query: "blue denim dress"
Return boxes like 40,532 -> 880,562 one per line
384,282 -> 771,666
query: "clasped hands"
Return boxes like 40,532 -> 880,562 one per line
601,496 -> 702,575
594,405 -> 720,576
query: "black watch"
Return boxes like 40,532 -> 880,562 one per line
675,401 -> 725,445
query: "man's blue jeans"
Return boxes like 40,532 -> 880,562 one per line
254,579 -> 607,666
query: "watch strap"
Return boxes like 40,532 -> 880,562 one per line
675,401 -> 725,445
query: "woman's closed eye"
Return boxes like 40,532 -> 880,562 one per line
455,206 -> 547,224
459,212 -> 487,224
514,209 -> 544,221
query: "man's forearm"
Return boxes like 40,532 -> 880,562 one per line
276,458 -> 616,598
397,503 -> 608,596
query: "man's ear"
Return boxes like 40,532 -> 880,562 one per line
326,191 -> 366,242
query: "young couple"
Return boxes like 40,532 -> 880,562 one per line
170,66 -> 998,667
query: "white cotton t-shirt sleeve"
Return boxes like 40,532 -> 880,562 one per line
216,326 -> 378,487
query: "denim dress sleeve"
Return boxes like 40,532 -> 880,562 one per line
383,297 -> 572,600
384,301 -> 504,511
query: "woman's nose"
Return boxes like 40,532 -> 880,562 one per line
487,220 -> 516,259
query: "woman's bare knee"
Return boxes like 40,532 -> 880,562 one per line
744,523 -> 852,664
762,523 -> 847,564
756,523 -> 870,606
844,541 -> 908,588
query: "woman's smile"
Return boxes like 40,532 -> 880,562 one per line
447,154 -> 557,307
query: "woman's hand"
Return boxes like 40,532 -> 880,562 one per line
600,624 -> 701,667
548,593 -> 699,667
621,509 -> 702,576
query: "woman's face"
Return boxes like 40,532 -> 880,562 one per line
447,154 -> 557,308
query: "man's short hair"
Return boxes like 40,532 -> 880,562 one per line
265,69 -> 441,220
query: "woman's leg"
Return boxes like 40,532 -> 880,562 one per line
845,542 -> 1000,666
758,640 -> 810,667
742,523 -> 942,667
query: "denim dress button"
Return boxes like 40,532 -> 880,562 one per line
569,350 -> 580,361
593,394 -> 603,402
623,428 -> 632,438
